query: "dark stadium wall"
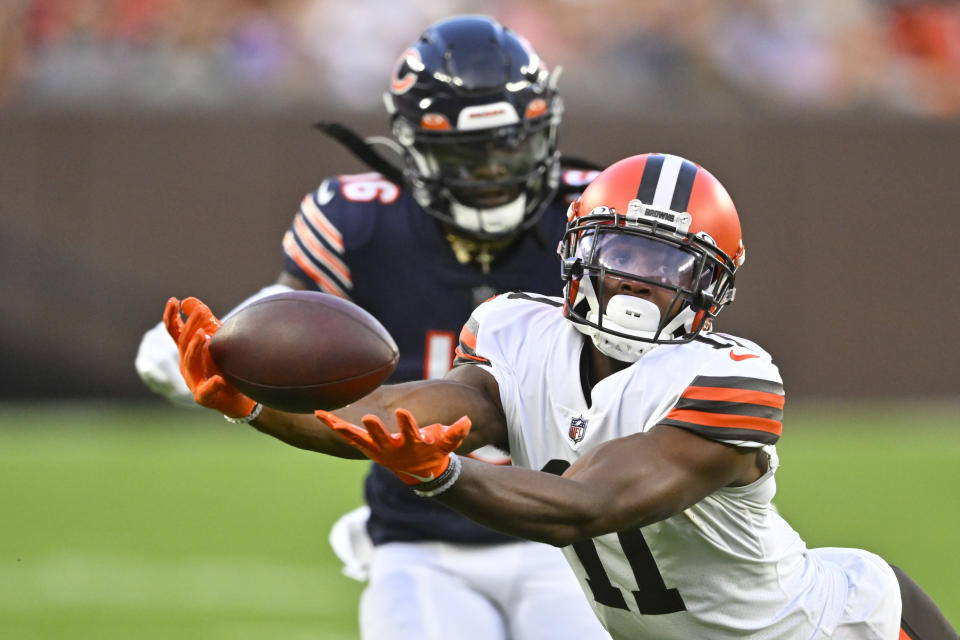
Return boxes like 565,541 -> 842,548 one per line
1,111 -> 958,400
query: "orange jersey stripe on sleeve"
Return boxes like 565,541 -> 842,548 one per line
293,216 -> 352,283
660,374 -> 785,444
453,346 -> 490,365
664,408 -> 783,437
681,385 -> 785,410
453,315 -> 489,366
300,195 -> 344,250
283,232 -> 350,299
459,325 -> 478,351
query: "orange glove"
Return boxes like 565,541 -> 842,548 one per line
317,409 -> 471,490
162,297 -> 257,420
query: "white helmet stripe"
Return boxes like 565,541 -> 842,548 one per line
652,154 -> 684,209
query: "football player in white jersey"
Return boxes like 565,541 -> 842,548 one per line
164,154 -> 957,639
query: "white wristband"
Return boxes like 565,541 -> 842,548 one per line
224,403 -> 263,424
412,453 -> 462,498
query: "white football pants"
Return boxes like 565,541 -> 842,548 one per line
360,539 -> 611,640
330,507 -> 610,640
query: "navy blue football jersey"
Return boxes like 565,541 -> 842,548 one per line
282,170 -> 597,544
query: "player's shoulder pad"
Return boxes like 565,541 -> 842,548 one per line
693,332 -> 782,382
455,292 -> 563,368
285,172 -> 406,296
474,291 -> 563,323
664,333 -> 785,445
466,291 -> 564,345
299,172 -> 406,248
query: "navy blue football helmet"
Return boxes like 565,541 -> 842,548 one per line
384,15 -> 563,241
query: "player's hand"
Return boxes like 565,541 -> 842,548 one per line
162,297 -> 257,420
316,409 -> 471,485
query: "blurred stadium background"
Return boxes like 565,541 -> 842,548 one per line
1,0 -> 958,637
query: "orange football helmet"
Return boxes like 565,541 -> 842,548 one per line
558,153 -> 745,361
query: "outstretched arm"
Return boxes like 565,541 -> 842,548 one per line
442,425 -> 762,546
162,294 -> 507,459
251,365 -> 506,458
327,400 -> 763,547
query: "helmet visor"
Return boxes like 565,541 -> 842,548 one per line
418,129 -> 550,208
575,229 -> 707,292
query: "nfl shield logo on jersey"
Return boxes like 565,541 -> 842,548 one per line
569,416 -> 587,444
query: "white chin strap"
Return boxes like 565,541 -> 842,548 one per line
575,293 -> 695,363
448,194 -> 527,235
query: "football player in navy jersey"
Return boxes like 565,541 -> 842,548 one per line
138,15 -> 611,640
165,153 -> 957,640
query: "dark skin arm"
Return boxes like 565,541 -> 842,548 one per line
248,365 -> 508,460
435,421 -> 762,547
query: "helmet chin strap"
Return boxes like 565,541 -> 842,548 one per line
448,194 -> 527,235
573,280 -> 696,363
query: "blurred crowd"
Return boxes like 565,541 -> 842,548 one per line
2,0 -> 960,116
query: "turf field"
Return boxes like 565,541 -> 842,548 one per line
1,401 -> 957,638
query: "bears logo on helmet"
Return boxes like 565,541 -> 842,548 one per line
390,48 -> 421,95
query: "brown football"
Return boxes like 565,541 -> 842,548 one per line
209,291 -> 398,413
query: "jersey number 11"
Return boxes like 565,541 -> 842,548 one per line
542,459 -> 687,615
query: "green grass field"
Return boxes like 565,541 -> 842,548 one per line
1,401 -> 957,638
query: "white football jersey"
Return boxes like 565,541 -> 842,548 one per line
454,293 -> 901,640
